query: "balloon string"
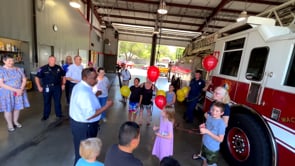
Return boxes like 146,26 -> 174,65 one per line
174,126 -> 202,135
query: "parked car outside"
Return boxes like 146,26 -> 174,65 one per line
156,63 -> 169,77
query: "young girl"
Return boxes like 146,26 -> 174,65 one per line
166,84 -> 176,107
76,137 -> 104,166
152,105 -> 175,161
128,78 -> 141,121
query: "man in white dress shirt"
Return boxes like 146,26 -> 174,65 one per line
66,55 -> 83,103
69,68 -> 113,165
120,63 -> 131,86
120,63 -> 131,103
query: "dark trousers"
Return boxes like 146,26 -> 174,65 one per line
65,80 -> 71,104
43,85 -> 62,118
70,118 -> 100,165
186,99 -> 198,122
68,82 -> 76,103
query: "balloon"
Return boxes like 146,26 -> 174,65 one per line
155,95 -> 167,109
156,90 -> 166,97
182,86 -> 189,96
120,86 -> 130,97
202,55 -> 218,71
147,66 -> 160,82
177,96 -> 185,102
176,89 -> 185,98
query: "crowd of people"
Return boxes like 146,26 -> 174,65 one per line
0,54 -> 231,166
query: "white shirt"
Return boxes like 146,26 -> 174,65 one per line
121,69 -> 131,81
93,76 -> 110,98
69,80 -> 101,122
66,64 -> 83,83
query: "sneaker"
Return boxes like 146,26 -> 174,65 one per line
208,164 -> 217,166
192,153 -> 205,160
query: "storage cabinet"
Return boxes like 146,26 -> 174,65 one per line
0,38 -> 24,65
0,50 -> 23,64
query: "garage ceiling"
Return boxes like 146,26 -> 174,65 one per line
87,0 -> 294,41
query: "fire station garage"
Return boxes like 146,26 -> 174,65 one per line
0,0 -> 294,166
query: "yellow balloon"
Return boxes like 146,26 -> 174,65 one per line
182,86 -> 189,96
156,90 -> 166,97
176,89 -> 185,98
120,86 -> 131,97
177,96 -> 185,102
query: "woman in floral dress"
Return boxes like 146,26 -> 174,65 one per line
0,54 -> 30,132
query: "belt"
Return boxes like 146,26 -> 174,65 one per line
46,83 -> 59,87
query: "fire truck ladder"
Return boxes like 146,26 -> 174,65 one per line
257,0 -> 295,27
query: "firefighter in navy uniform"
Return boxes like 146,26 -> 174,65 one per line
35,55 -> 66,121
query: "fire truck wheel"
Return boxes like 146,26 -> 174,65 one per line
221,113 -> 272,166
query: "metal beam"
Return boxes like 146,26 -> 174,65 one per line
197,0 -> 231,32
97,6 -> 237,23
117,0 -> 263,14
110,22 -> 217,33
102,14 -> 224,29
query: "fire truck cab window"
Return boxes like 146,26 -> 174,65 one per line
220,38 -> 245,77
284,46 -> 295,87
246,47 -> 269,81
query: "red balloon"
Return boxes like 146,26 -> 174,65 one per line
202,55 -> 218,71
155,95 -> 167,109
147,66 -> 160,82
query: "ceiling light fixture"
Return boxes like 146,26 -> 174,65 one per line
69,0 -> 81,8
237,10 -> 248,22
237,0 -> 248,22
157,0 -> 168,15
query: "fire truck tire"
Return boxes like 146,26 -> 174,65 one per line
221,113 -> 272,166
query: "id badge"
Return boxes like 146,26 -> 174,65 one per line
45,87 -> 49,93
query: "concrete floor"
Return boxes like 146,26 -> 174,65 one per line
0,72 -> 229,166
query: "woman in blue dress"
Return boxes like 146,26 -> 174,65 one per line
0,54 -> 30,132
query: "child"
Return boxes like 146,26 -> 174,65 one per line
128,78 -> 141,121
166,84 -> 176,107
93,67 -> 110,122
76,137 -> 104,166
196,101 -> 226,166
152,105 -> 175,161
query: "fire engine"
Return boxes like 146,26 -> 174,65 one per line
173,1 -> 295,165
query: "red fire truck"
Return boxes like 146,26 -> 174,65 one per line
206,15 -> 295,165
173,4 -> 295,165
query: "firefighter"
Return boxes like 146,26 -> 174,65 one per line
184,70 -> 210,123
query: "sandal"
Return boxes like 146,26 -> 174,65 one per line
192,153 -> 203,160
8,127 -> 15,132
14,123 -> 22,128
